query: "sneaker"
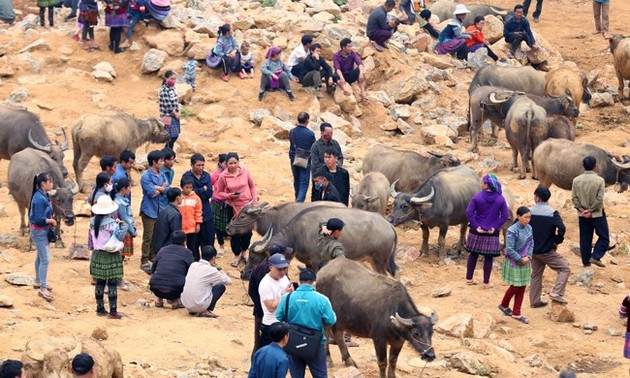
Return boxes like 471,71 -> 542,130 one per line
589,257 -> 605,267
108,312 -> 123,319
371,40 -> 384,52
141,263 -> 152,274
258,91 -> 265,101
96,309 -> 108,316
217,245 -> 225,255
533,17 -> 539,23
286,91 -> 295,101
238,71 -> 247,79
531,301 -> 548,308
548,294 -> 568,304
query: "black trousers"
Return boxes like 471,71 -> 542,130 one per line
251,316 -> 263,363
207,284 -> 226,311
82,25 -> 95,41
197,219 -> 216,253
505,33 -> 533,52
109,27 -> 123,51
523,0 -> 543,18
39,6 -> 54,26
259,323 -> 273,348
231,231 -> 252,256
186,232 -> 200,261
578,212 -> 610,266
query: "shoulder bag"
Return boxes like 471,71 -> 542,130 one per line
283,292 -> 323,360
102,228 -> 125,253
290,129 -> 311,169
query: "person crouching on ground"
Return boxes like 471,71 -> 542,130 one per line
259,46 -> 298,102
149,230 -> 194,309
366,0 -> 398,52
181,246 -> 232,318
434,4 -> 471,60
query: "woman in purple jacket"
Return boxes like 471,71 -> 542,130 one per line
464,174 -> 509,288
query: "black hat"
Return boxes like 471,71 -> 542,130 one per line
269,242 -> 294,256
71,353 -> 94,375
534,185 -> 551,202
326,218 -> 345,232
299,269 -> 317,282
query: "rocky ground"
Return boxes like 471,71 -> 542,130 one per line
0,0 -> 629,377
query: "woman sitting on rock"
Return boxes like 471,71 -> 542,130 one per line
258,46 -> 298,102
466,16 -> 499,62
434,3 -> 471,60
206,24 -> 242,82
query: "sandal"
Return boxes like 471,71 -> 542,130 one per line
511,315 -> 529,324
466,280 -> 477,285
33,284 -> 52,291
482,283 -> 494,290
230,258 -> 239,267
197,311 -> 218,318
171,302 -> 185,309
154,301 -> 164,308
498,305 -> 512,316
38,291 -> 54,302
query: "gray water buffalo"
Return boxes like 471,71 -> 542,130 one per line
8,148 -> 79,247
248,207 -> 398,276
0,107 -> 69,177
72,113 -> 170,189
468,66 -> 547,96
609,34 -> 630,101
351,172 -> 390,215
546,115 -> 576,141
504,97 -> 548,179
533,139 -> 630,192
362,144 -> 460,193
389,165 -> 480,255
318,258 -> 437,378
545,68 -> 591,107
468,86 -> 578,152
430,0 -> 512,26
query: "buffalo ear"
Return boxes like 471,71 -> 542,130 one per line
367,197 -> 379,203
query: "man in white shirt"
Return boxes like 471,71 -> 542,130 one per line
258,253 -> 293,346
287,34 -> 313,76
181,246 -> 232,318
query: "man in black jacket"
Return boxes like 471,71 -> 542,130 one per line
151,188 -> 183,255
322,147 -> 349,206
289,112 -> 316,203
298,43 -> 336,98
311,169 -> 342,203
150,231 -> 194,308
529,186 -> 569,308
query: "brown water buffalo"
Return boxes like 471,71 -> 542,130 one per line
318,258 -> 437,378
8,148 -> 79,247
0,107 -> 69,177
72,113 -> 170,189
362,144 -> 460,193
468,66 -> 547,96
504,97 -> 548,179
533,139 -> 630,192
351,172 -> 390,215
546,115 -> 576,141
609,34 -> 630,101
430,0 -> 512,26
545,68 -> 591,107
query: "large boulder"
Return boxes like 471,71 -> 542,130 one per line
450,352 -> 495,376
435,313 -> 474,338
384,73 -> 430,104
334,89 -> 361,116
260,116 -> 294,140
483,15 -> 504,44
144,30 -> 185,56
141,49 -> 168,74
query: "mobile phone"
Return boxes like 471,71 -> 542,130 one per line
233,192 -> 241,195
292,282 -> 299,290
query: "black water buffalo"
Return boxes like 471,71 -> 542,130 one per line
533,139 -> 630,192
504,97 -> 548,179
72,113 -> 170,189
546,115 -> 576,141
8,148 -> 79,247
0,107 -> 69,177
351,172 -> 390,215
389,165 -> 480,255
468,66 -> 547,96
362,144 -> 460,193
248,207 -> 398,276
318,258 -> 437,378
430,0 -> 513,26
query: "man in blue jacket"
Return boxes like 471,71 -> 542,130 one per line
248,322 -> 290,378
288,112 -> 316,203
276,269 -> 336,378
503,4 -> 539,58
140,150 -> 169,274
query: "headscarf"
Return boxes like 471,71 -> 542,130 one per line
482,173 -> 502,194
265,46 -> 281,59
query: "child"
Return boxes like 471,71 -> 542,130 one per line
180,176 -> 202,261
621,293 -> 630,360
498,206 -> 533,324
182,50 -> 199,91
240,41 -> 254,79
113,178 -> 136,262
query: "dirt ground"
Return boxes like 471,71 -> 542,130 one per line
1,0 -> 629,377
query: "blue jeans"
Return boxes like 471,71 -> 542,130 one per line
288,343 -> 327,378
291,162 -> 311,202
126,13 -> 144,40
31,229 -> 50,289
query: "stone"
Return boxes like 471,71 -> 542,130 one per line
18,38 -> 51,53
141,49 -> 168,74
450,352 -> 493,376
334,88 -> 359,115
421,125 -> 456,144
304,0 -> 341,16
8,87 -> 28,102
431,285 -> 452,298
249,108 -> 272,126
197,105 -> 226,122
69,244 -> 91,260
408,33 -> 432,52
483,15 -> 504,44
129,42 -> 141,51
607,328 -> 623,336
93,62 -> 116,77
524,354 -> 543,367
390,105 -> 411,121
92,70 -> 114,82
385,73 -> 429,104
396,118 -> 415,135
318,112 -> 353,138
91,327 -> 108,340
573,268 -> 594,287
0,62 -> 15,77
435,313 -> 473,338
421,52 -> 454,69
582,322 -> 598,331
462,339 -> 515,362
472,312 -> 495,339
332,367 -> 363,378
0,235 -> 19,247
368,90 -> 392,107
18,53 -> 43,74
145,30 -> 185,56
260,116 -> 294,140
5,273 -> 35,286
549,303 -> 575,323
590,92 -> 615,107
0,294 -> 14,307
177,370 -> 201,378
395,245 -> 420,262
174,83 -> 193,104
187,43 -> 213,60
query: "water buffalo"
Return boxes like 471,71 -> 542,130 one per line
430,0 -> 512,26
0,107 -> 69,177
609,34 -> 630,101
468,66 -> 547,96
351,172 -> 390,215
504,97 -> 548,179
389,165 -> 480,256
533,138 -> 630,192
248,207 -> 398,276
546,115 -> 575,141
468,86 -> 578,152
318,258 -> 437,378
362,144 -> 460,193
8,148 -> 79,247
545,68 -> 591,107
72,113 -> 170,189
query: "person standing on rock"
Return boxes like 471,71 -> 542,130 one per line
30,173 -> 56,303
37,0 -> 56,28
310,122 -> 344,176
572,156 -> 613,268
366,0 -> 399,52
289,112 -> 316,203
333,38 -> 368,100
498,206 -> 533,324
434,4 -> 471,60
529,186 -> 569,308
523,0 -> 543,23
592,0 -> 610,39
158,70 -> 181,151
464,174 -> 509,289
104,0 -> 128,53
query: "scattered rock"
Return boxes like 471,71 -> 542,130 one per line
18,38 -> 51,53
175,83 -> 193,104
524,354 -> 543,367
396,118 -> 415,135
93,62 -> 116,77
92,70 -> 114,82
549,303 -> 575,323
385,72 -> 429,103
450,352 -> 494,376
436,313 -> 473,338
421,125 -> 456,145
0,234 -> 19,247
332,367 -> 363,378
8,87 -> 28,103
144,30 -> 185,56
91,327 -> 108,341
197,104 -> 226,123
483,15 -> 504,44
0,294 -> 14,307
462,339 -> 515,362
432,285 -> 452,298
368,90 -> 392,107
573,269 -> 594,287
141,49 -> 168,74
5,273 -> 35,286
260,116 -> 294,140
390,105 -> 411,121
589,92 -> 615,107
582,322 -> 598,331
249,108 -> 272,126
68,244 -> 91,260
334,88 -> 360,115
607,328 -> 623,336
421,53 -> 455,69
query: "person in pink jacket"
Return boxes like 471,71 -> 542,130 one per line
215,152 -> 259,267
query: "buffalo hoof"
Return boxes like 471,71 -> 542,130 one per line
344,357 -> 357,368
518,174 -> 526,180
54,240 -> 65,249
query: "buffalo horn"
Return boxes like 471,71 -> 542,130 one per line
612,156 -> 630,169
490,7 -> 507,16
67,178 -> 80,195
252,226 -> 273,253
394,312 -> 413,328
28,129 -> 52,153
349,185 -> 356,197
244,205 -> 260,215
427,151 -> 443,158
410,186 -> 435,205
488,92 -> 509,104
363,195 -> 372,202
59,128 -> 69,151
418,306 -> 439,325
389,179 -> 400,198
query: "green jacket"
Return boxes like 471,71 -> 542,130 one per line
571,171 -> 605,218
317,232 -> 345,264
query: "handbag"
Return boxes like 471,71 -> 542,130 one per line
47,227 -> 58,243
161,115 -> 172,126
102,232 -> 124,253
290,129 -> 310,169
283,293 -> 323,360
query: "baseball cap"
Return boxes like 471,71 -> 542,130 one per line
269,253 -> 290,269
71,353 -> 94,375
269,242 -> 294,256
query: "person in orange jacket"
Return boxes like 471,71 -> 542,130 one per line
180,176 -> 203,261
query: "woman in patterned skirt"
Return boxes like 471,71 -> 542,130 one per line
104,0 -> 128,53
211,153 -> 231,255
498,206 -> 533,324
620,293 -> 630,361
464,173 -> 509,288
38,0 -> 57,27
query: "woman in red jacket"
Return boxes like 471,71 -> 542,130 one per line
465,16 -> 499,62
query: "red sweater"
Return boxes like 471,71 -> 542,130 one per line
466,25 -> 485,47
